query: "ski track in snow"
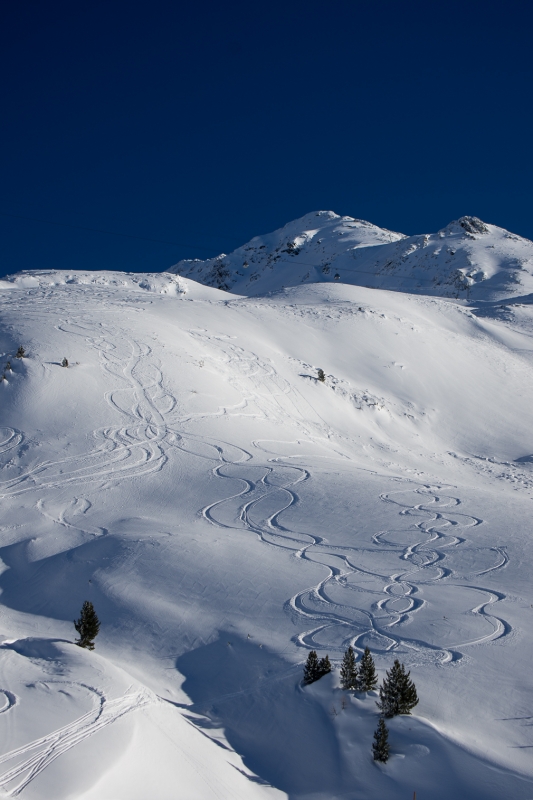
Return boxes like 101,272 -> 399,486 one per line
0,297 -> 512,669
0,685 -> 152,796
202,464 -> 510,666
0,287 -> 512,776
0,429 -> 24,458
0,315 -> 175,536
187,324 -> 512,666
0,691 -> 16,714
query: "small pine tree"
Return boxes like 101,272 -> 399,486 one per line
16,346 -> 25,358
359,647 -> 378,692
372,717 -> 390,762
5,361 -> 11,371
303,651 -> 332,684
340,646 -> 358,690
397,662 -> 418,715
62,357 -> 69,368
377,659 -> 418,718
74,600 -> 100,650
303,650 -> 320,685
318,654 -> 332,678
317,368 -> 326,383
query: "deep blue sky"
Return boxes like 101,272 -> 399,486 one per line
1,0 -> 532,277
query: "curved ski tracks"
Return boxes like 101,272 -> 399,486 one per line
0,303 -> 512,669
203,472 -> 510,666
181,325 -> 511,665
0,288 -> 512,788
0,685 -> 152,797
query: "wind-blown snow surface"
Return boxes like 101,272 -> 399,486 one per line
0,268 -> 532,798
170,210 -> 533,302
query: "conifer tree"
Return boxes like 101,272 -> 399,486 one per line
359,647 -> 378,692
396,662 -> 418,715
317,368 -> 326,383
372,717 -> 390,762
74,600 -> 100,650
16,346 -> 25,358
377,659 -> 418,718
62,357 -> 69,368
303,650 -> 320,685
318,654 -> 332,678
340,645 -> 358,690
303,651 -> 333,684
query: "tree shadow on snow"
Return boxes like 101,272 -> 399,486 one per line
177,635 -> 533,800
176,633 -> 344,797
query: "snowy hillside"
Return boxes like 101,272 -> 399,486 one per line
170,210 -> 533,301
0,268 -> 532,798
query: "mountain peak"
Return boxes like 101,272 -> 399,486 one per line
457,215 -> 490,234
169,212 -> 533,301
439,216 -> 490,237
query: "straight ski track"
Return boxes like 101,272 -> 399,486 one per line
0,684 -> 152,796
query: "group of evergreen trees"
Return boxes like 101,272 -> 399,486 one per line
74,606 -> 417,766
340,645 -> 378,692
303,645 -> 418,764
73,605 -> 417,766
303,650 -> 332,684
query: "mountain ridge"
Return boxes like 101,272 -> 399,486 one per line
169,210 -> 533,301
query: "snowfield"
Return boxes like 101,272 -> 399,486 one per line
0,214 -> 533,799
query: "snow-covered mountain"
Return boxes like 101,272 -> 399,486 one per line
0,262 -> 532,799
170,210 -> 533,301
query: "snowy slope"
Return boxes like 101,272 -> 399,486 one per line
0,270 -> 532,798
170,210 -> 533,301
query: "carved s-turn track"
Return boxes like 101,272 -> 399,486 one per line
0,313 -> 179,525
203,465 -> 511,666
370,488 -> 509,659
0,289 -> 512,782
183,324 -> 511,664
0,295 -> 292,530
0,292 -> 253,792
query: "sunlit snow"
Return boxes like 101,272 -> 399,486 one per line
0,212 -> 532,798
